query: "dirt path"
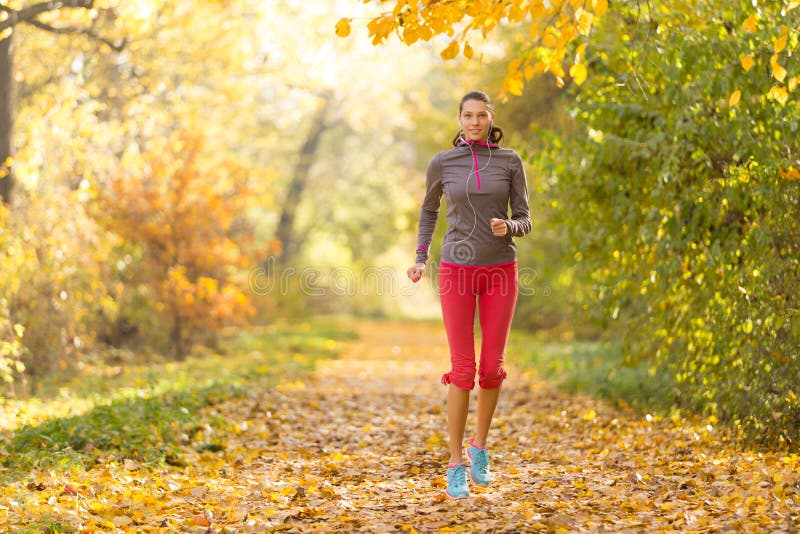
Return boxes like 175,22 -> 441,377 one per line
4,320 -> 798,532
221,320 -> 798,532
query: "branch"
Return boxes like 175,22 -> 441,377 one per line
0,0 -> 94,32
24,17 -> 126,51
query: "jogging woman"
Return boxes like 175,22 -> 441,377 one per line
407,90 -> 531,499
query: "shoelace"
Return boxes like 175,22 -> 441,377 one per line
450,464 -> 467,484
473,449 -> 489,472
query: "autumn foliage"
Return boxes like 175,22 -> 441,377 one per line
95,132 -> 257,358
3,321 -> 800,531
338,0 -> 607,94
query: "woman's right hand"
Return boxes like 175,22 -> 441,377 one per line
407,262 -> 426,283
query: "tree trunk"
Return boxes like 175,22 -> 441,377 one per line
0,33 -> 14,206
274,92 -> 333,267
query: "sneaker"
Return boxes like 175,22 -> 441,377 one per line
446,463 -> 469,499
466,440 -> 491,487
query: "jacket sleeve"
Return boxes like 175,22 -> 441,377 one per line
415,153 -> 443,264
505,152 -> 532,237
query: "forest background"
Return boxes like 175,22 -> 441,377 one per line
1,0 -> 799,450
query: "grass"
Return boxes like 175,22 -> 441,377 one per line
509,331 -> 679,415
0,317 -> 356,481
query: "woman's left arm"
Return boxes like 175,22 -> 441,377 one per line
505,153 -> 532,237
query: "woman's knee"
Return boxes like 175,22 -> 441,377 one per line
478,367 -> 507,389
441,370 -> 476,390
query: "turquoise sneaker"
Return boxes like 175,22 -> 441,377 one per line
466,440 -> 491,487
446,463 -> 469,499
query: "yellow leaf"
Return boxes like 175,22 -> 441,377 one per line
741,54 -> 754,72
779,167 -> 800,180
529,2 -> 546,17
542,28 -> 558,48
729,90 -> 741,107
549,60 -> 565,78
771,54 -> 787,82
775,34 -> 788,53
403,28 -> 419,45
464,42 -> 473,59
570,62 -> 588,85
504,71 -> 524,96
524,64 -> 535,80
789,76 -> 799,93
440,40 -> 459,60
742,319 -> 754,334
335,18 -> 351,38
742,14 -> 756,32
593,0 -> 608,18
583,409 -> 597,421
576,8 -> 594,36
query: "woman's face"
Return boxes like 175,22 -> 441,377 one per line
459,99 -> 493,142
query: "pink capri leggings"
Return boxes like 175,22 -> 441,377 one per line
438,261 -> 518,390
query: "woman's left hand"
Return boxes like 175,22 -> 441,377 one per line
489,218 -> 508,236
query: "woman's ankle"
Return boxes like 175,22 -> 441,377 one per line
470,436 -> 487,449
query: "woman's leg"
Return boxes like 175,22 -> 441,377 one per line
439,264 -> 477,464
474,263 -> 518,446
447,385 -> 470,463
474,386 -> 501,448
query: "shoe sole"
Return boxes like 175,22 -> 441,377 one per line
446,489 -> 469,499
466,448 -> 491,487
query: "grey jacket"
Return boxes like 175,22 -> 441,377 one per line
415,142 -> 531,266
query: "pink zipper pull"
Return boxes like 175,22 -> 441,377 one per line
472,144 -> 481,190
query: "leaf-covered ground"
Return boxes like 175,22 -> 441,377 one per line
2,320 -> 799,532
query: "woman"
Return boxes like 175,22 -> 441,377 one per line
407,90 -> 531,499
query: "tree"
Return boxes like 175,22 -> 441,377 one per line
3,0 -> 273,375
274,91 -> 334,268
0,0 -> 124,205
95,131 -> 257,359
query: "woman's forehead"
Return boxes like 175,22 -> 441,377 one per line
461,100 -> 490,113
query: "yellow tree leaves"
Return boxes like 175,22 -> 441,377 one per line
741,54 -> 754,72
342,1 -> 800,101
729,89 -> 741,107
739,17 -> 797,105
335,18 -> 351,37
570,63 -> 588,86
439,39 -> 459,60
742,14 -> 757,33
96,131 -> 257,357
338,0 -> 607,94
771,53 -> 787,83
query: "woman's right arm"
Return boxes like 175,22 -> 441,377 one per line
408,154 -> 443,282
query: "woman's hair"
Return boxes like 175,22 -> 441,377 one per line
452,90 -> 505,146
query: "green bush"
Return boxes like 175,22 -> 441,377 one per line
551,1 -> 800,446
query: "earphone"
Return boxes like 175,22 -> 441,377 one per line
443,123 -> 496,262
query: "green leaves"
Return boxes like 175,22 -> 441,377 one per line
549,0 -> 800,445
